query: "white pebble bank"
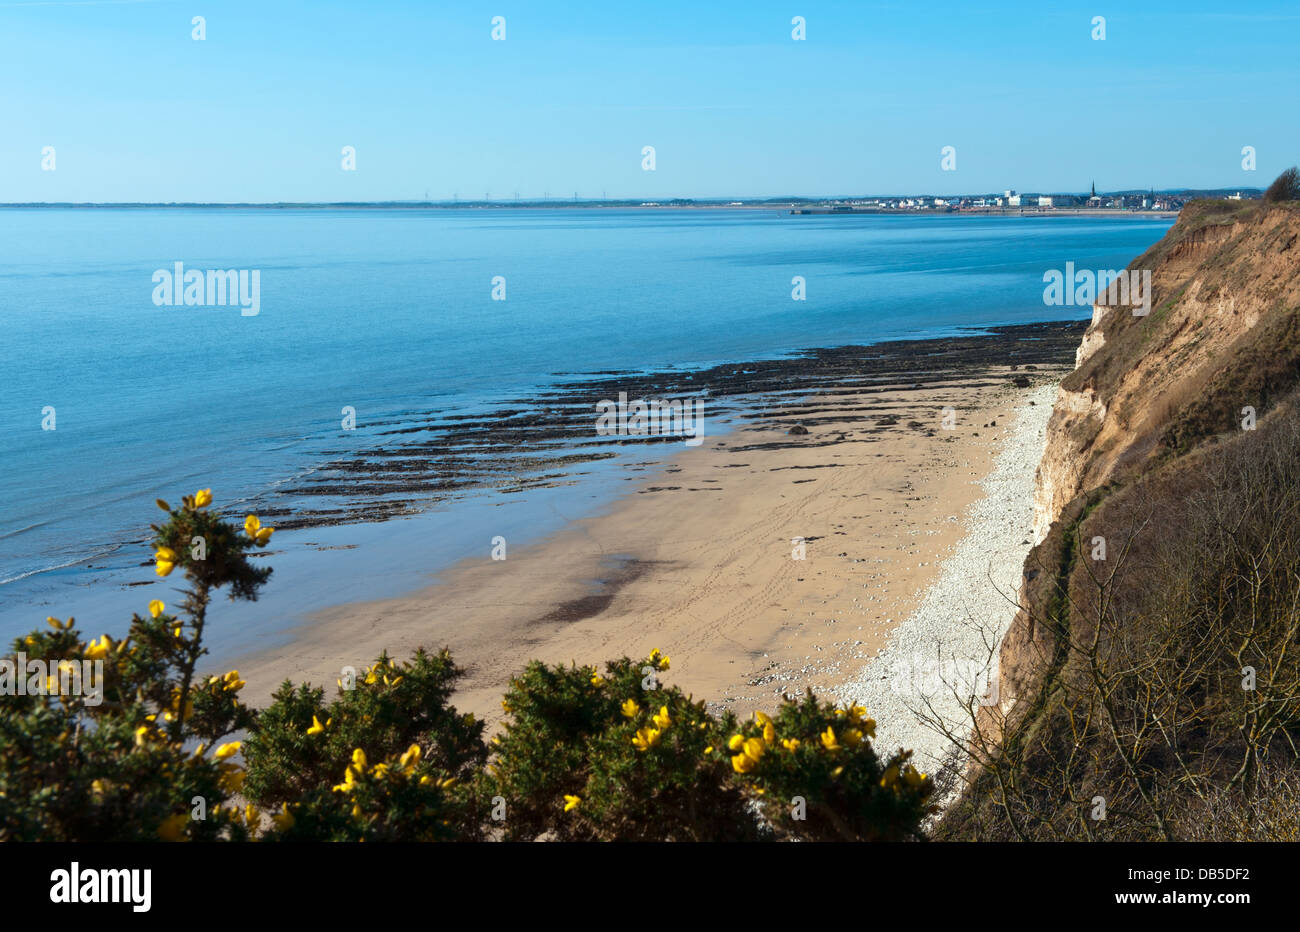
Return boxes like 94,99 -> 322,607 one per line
840,382 -> 1058,778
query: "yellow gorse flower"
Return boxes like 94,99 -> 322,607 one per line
193,488 -> 212,508
731,737 -> 765,774
333,768 -> 358,794
563,795 -> 581,812
154,546 -> 177,577
752,711 -> 777,745
307,715 -> 328,736
245,514 -> 275,546
156,813 -> 189,842
820,727 -> 840,751
398,744 -> 422,771
847,706 -> 877,738
84,634 -> 112,660
213,741 -> 242,761
620,699 -> 640,718
351,748 -> 368,771
271,802 -> 295,831
218,763 -> 246,793
590,672 -> 605,687
148,599 -> 165,618
631,727 -> 661,751
46,616 -> 70,630
782,738 -> 801,752
651,705 -> 672,729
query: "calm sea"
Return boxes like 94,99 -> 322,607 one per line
0,207 -> 1171,656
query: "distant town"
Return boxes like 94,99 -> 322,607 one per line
781,185 -> 1260,215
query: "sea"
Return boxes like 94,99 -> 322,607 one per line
0,207 -> 1172,659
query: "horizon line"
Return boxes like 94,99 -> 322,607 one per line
0,186 -> 1262,210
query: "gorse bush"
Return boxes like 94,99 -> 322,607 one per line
485,655 -> 759,841
244,649 -> 487,807
0,490 -> 267,840
0,490 -> 932,841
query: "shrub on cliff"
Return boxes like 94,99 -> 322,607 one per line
0,489 -> 932,842
1264,166 -> 1300,203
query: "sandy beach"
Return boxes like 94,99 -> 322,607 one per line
233,351 -> 1073,735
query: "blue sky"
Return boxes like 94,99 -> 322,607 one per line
1,0 -> 1297,202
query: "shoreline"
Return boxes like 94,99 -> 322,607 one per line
0,322 -> 1086,663
230,333 -> 1078,728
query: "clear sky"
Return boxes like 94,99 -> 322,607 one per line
2,0 -> 1297,202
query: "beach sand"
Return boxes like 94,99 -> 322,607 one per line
233,364 -> 1065,730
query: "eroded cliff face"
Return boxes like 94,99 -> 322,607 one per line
997,199 -> 1300,731
1031,204 -> 1300,544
